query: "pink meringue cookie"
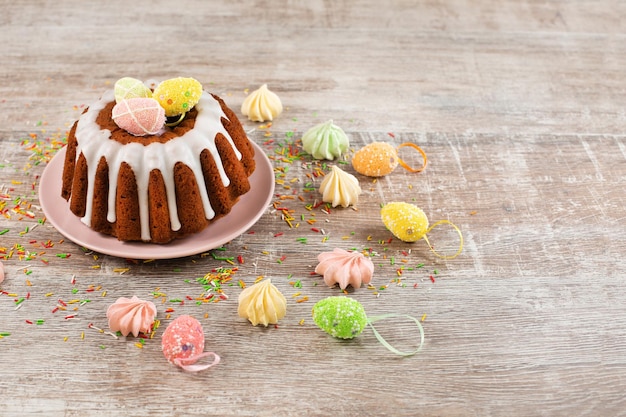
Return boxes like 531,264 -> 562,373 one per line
315,248 -> 375,290
0,260 -> 5,284
106,296 -> 157,337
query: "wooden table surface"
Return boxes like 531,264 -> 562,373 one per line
1,1 -> 625,416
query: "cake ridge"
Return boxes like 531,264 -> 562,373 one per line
69,89 -> 248,241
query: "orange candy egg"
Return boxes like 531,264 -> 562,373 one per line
352,142 -> 429,177
351,142 -> 398,177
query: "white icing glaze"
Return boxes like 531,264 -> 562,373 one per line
72,89 -> 244,241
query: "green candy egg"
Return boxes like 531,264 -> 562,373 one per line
114,77 -> 152,103
312,296 -> 367,339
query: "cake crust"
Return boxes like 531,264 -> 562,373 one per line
61,90 -> 256,244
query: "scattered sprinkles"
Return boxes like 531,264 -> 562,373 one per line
0,82 -> 451,361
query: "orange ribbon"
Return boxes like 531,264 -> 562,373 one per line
396,142 -> 428,173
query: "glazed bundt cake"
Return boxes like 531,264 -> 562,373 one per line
61,78 -> 256,244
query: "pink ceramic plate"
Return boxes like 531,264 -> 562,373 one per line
39,143 -> 274,259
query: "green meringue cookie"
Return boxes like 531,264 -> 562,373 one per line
301,120 -> 349,160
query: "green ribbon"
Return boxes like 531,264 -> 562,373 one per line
366,313 -> 425,356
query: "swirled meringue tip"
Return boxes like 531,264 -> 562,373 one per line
238,279 -> 287,326
301,119 -> 349,160
315,248 -> 374,290
106,295 -> 157,337
241,84 -> 283,122
319,165 -> 361,208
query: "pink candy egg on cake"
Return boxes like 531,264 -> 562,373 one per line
112,97 -> 166,136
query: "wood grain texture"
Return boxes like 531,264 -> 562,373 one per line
1,1 -> 625,416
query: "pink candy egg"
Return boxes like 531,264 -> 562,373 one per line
161,315 -> 220,372
112,97 -> 166,136
162,315 -> 205,364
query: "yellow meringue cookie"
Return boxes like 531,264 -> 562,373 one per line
241,84 -> 283,122
319,165 -> 361,208
238,279 -> 287,326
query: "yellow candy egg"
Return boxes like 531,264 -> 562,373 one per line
114,77 -> 152,103
380,202 -> 429,242
352,142 -> 398,177
153,77 -> 203,117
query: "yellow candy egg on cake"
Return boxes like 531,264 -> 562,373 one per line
380,202 -> 429,242
153,77 -> 203,117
